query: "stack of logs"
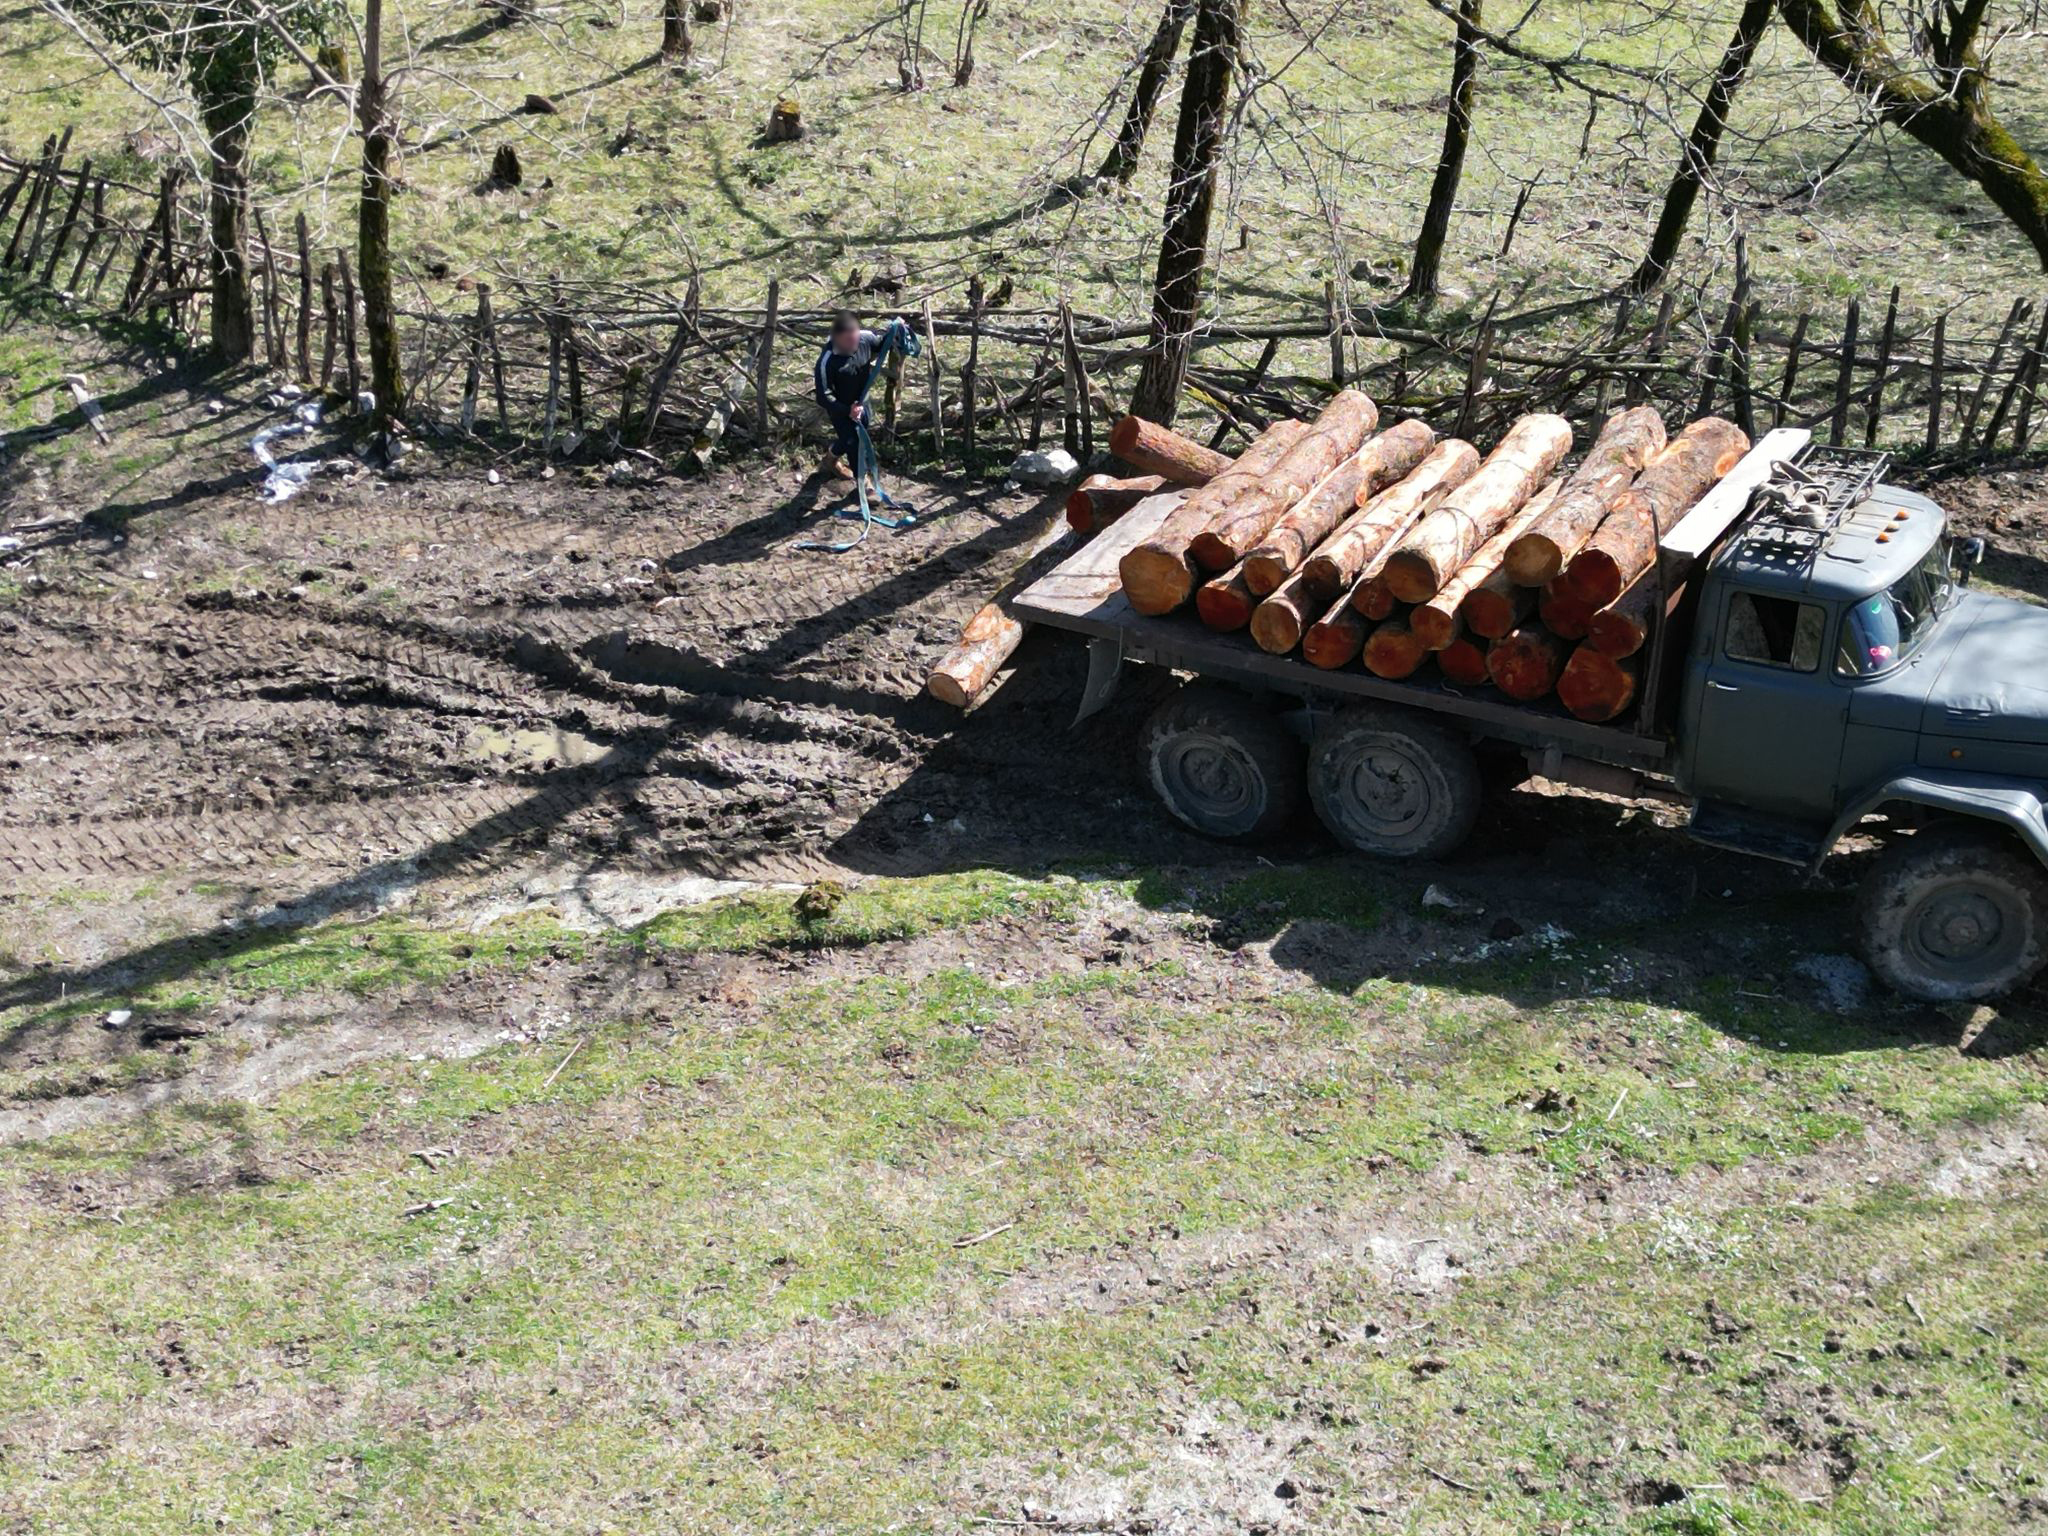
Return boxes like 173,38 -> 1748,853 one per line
1110,392 -> 1751,723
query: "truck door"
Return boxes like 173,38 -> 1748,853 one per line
1687,589 -> 1845,823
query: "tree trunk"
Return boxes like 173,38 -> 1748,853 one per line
1383,412 -> 1572,602
1406,0 -> 1481,301
1119,418 -> 1306,614
1777,0 -> 2048,269
1108,413 -> 1233,482
1067,473 -> 1168,532
1503,405 -> 1667,585
1188,388 -> 1378,572
359,0 -> 405,432
1128,0 -> 1243,425
199,89 -> 256,363
1630,0 -> 1774,294
1566,416 -> 1748,606
661,0 -> 693,60
1244,417 -> 1434,593
1409,475 -> 1563,649
1300,438 -> 1479,601
1097,0 -> 1194,183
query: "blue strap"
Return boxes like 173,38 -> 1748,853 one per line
795,318 -> 922,553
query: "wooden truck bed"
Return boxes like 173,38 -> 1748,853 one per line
1010,428 -> 1809,776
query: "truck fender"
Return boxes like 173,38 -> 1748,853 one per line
1817,774 -> 2048,873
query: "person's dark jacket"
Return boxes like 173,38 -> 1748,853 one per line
814,329 -> 881,418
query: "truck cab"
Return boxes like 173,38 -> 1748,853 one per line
1677,446 -> 2048,999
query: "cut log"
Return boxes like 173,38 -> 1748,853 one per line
1557,644 -> 1639,722
1437,635 -> 1491,686
1538,578 -> 1595,640
1119,419 -> 1308,614
1501,405 -> 1667,586
1409,475 -> 1563,650
1487,624 -> 1566,701
1565,415 -> 1749,607
1363,617 -> 1429,679
1460,572 -> 1532,640
1300,438 -> 1479,602
1351,569 -> 1398,622
926,514 -> 1077,708
1243,417 -> 1435,593
1066,473 -> 1168,533
1381,412 -> 1573,603
1188,389 -> 1380,572
1585,569 -> 1660,658
1108,414 -> 1235,484
1195,561 -> 1258,631
1249,567 -> 1320,655
1302,595 -> 1368,669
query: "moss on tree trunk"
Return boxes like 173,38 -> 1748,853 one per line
200,88 -> 256,363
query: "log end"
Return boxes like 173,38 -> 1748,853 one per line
1119,545 -> 1197,616
1557,645 -> 1638,722
1381,552 -> 1438,606
1437,636 -> 1490,686
1249,604 -> 1303,656
1195,570 -> 1256,632
1501,534 -> 1561,589
1108,415 -> 1144,458
1409,605 -> 1458,651
925,669 -> 974,709
1363,624 -> 1427,679
1242,551 -> 1291,597
1563,551 -> 1624,610
1186,531 -> 1237,575
1302,616 -> 1365,670
1487,627 -> 1564,701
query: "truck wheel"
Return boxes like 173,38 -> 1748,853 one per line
1858,825 -> 2048,1002
1307,707 -> 1481,859
1141,685 -> 1303,842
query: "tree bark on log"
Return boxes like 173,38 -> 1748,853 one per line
1249,566 -> 1320,654
1108,414 -> 1234,483
1538,578 -> 1595,640
1486,624 -> 1565,700
1243,416 -> 1434,593
1302,595 -> 1368,669
1565,415 -> 1748,606
1557,645 -> 1638,722
1410,475 -> 1563,649
1363,618 -> 1428,679
1438,634 -> 1491,685
1382,413 -> 1572,602
1188,389 -> 1380,572
1067,473 -> 1168,532
926,515 -> 1078,707
1300,439 -> 1478,602
1586,569 -> 1661,658
1195,561 -> 1257,631
1502,405 -> 1667,586
1120,419 -> 1307,614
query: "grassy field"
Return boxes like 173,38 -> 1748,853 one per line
2,867 -> 2045,1532
5,0 -> 2045,344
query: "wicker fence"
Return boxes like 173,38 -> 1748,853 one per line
5,128 -> 2046,469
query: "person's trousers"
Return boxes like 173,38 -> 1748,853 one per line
824,402 -> 860,460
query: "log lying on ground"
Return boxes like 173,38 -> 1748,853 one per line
1501,406 -> 1667,586
1108,414 -> 1234,485
1565,416 -> 1749,607
1437,635 -> 1491,686
1067,473 -> 1167,533
1119,420 -> 1309,615
1586,569 -> 1660,658
1487,623 -> 1566,701
1195,561 -> 1258,631
1409,476 -> 1564,650
1302,594 -> 1368,670
1381,413 -> 1573,603
1300,439 -> 1480,602
1538,578 -> 1595,640
1188,389 -> 1379,573
926,514 -> 1076,708
1557,644 -> 1639,722
1249,566 -> 1322,654
1243,418 -> 1435,594
1363,617 -> 1429,679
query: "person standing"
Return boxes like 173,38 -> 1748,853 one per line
813,309 -> 881,480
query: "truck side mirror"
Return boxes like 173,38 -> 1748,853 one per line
1959,536 -> 1987,584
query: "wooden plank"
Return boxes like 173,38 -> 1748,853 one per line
1014,492 -> 1184,617
1657,426 -> 1810,580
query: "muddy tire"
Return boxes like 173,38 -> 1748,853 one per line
1141,685 -> 1303,842
1859,824 -> 2048,1002
1307,707 -> 1481,860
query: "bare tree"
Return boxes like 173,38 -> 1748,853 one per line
1406,0 -> 1481,302
1130,0 -> 1243,425
1096,0 -> 1194,184
1630,0 -> 1775,294
1777,0 -> 2048,267
660,0 -> 692,62
358,0 -> 402,429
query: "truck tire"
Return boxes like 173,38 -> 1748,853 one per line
1858,824 -> 2048,1003
1141,684 -> 1303,842
1307,707 -> 1481,859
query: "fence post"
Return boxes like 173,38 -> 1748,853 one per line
962,276 -> 984,463
923,297 -> 944,456
253,204 -> 281,369
1775,312 -> 1809,428
461,283 -> 488,433
1325,277 -> 1345,387
1734,300 -> 1759,439
295,213 -> 313,384
1864,284 -> 1898,448
1960,297 -> 2027,449
319,262 -> 338,392
64,178 -> 107,296
1984,304 -> 2044,450
2012,308 -> 2046,451
1593,293 -> 1632,416
1925,313 -> 1945,454
1829,297 -> 1858,447
39,158 -> 90,286
754,276 -> 778,441
1064,302 -> 1095,460
6,128 -> 67,270
639,309 -> 691,448
1455,319 -> 1496,440
337,251 -> 362,407
1629,293 -> 1674,408
543,295 -> 563,457
0,157 -> 34,241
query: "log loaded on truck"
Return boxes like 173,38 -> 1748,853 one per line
1005,391 -> 2047,1004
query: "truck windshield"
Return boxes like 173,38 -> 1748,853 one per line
1836,544 -> 1952,677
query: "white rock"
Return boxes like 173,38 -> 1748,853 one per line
104,1008 -> 133,1027
1422,883 -> 1484,918
1008,447 -> 1080,487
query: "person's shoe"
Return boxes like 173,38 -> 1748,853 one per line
821,453 -> 854,481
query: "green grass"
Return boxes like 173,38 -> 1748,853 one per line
2,864 -> 2045,1530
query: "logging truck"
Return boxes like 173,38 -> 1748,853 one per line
1013,429 -> 2048,1004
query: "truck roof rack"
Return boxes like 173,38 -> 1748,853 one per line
1735,442 -> 1891,569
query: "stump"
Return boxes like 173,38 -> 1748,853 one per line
490,144 -> 523,187
766,98 -> 805,143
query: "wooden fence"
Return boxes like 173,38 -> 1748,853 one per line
5,130 -> 2046,469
